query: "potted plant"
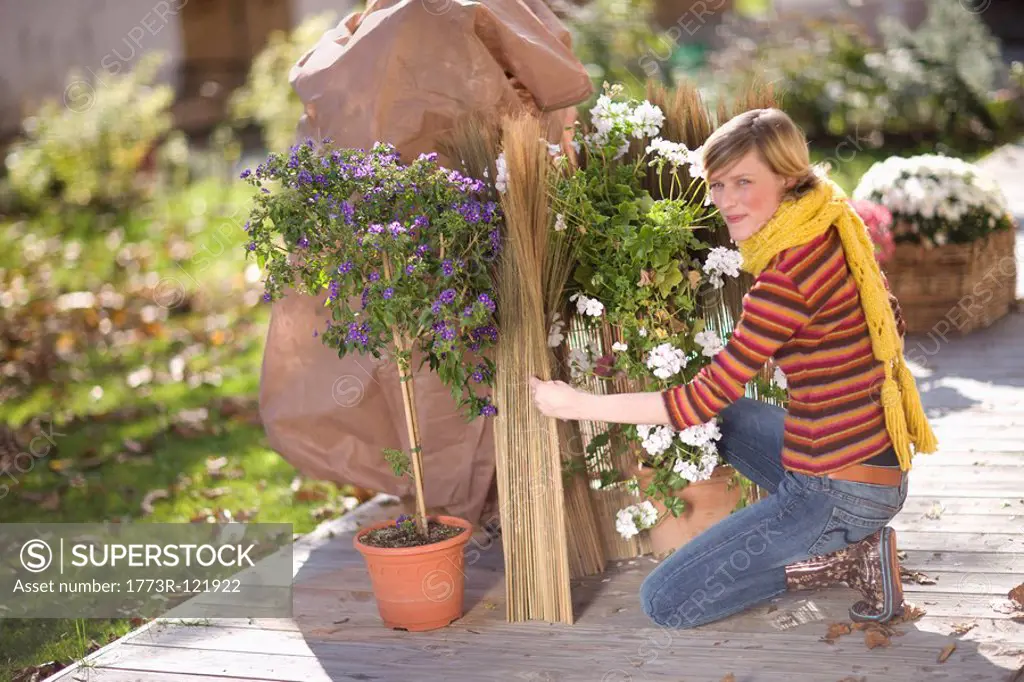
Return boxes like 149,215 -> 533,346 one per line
546,85 -> 751,556
240,140 -> 502,631
852,153 -> 1018,334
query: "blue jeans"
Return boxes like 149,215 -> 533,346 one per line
639,397 -> 909,628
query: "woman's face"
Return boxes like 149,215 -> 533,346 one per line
707,150 -> 794,242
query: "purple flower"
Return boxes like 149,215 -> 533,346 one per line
418,152 -> 438,163
368,223 -> 385,235
477,293 -> 496,313
413,216 -> 429,230
338,261 -> 354,274
327,280 -> 341,302
471,369 -> 484,383
340,201 -> 355,224
361,287 -> 369,309
480,404 -> 498,417
405,264 -> 416,275
388,221 -> 406,237
462,305 -> 474,318
297,169 -> 313,185
240,169 -> 252,179
247,241 -> 257,251
243,221 -> 251,232
431,301 -> 442,315
442,259 -> 454,277
262,292 -> 272,302
383,287 -> 394,299
440,288 -> 456,305
261,188 -> 270,194
369,271 -> 381,283
415,244 -> 430,257
313,329 -> 319,338
297,235 -> 310,249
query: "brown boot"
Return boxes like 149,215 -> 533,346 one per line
784,526 -> 905,623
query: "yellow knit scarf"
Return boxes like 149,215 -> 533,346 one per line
736,178 -> 938,471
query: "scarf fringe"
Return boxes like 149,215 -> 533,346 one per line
737,179 -> 938,471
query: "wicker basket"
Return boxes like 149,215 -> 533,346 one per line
883,227 -> 1018,335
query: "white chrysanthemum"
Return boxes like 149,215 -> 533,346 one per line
494,152 -> 508,194
570,292 -> 605,317
694,329 -> 724,357
852,154 -> 1010,231
773,365 -> 787,389
630,101 -> 664,139
702,247 -> 744,289
645,342 -> 687,380
612,341 -> 628,352
554,213 -> 567,232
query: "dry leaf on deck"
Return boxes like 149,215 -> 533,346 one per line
720,675 -> 736,682
141,489 -> 170,515
822,622 -> 852,643
1009,583 -> 1024,610
937,643 -> 956,663
951,622 -> 978,635
864,629 -> 890,649
901,569 -> 937,585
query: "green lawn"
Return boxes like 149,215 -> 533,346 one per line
0,178 -> 367,681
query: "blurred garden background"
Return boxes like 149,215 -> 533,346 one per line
1,0 -> 1022,679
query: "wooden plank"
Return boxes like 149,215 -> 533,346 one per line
83,623 -> 1022,682
890,513 -> 1024,534
897,497 -> 1024,516
899,549 -> 1024,574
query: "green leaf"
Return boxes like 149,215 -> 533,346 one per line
657,266 -> 683,297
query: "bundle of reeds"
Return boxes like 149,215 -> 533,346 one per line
442,112 -> 606,589
491,113 -> 574,623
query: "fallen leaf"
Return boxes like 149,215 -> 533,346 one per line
896,603 -> 927,622
294,485 -> 329,503
950,622 -> 977,635
720,675 -> 736,682
924,502 -> 944,519
822,622 -> 852,643
47,459 -> 73,473
1009,583 -> 1024,610
20,490 -> 61,511
482,601 -> 498,610
901,568 -> 937,585
938,642 -> 956,663
141,489 -> 170,515
201,487 -> 230,499
864,629 -> 890,649
206,456 -> 228,475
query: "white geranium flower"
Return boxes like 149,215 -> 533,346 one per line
570,292 -> 605,317
612,341 -> 628,352
677,420 -> 721,449
773,365 -> 787,389
637,424 -> 676,457
630,101 -> 664,139
615,501 -> 659,540
646,138 -> 690,167
638,327 -> 648,338
554,213 -> 567,232
702,247 -> 744,289
547,312 -> 565,348
645,342 -> 688,380
494,152 -> 508,194
694,329 -> 724,357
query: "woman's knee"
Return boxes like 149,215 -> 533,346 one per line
639,567 -> 702,629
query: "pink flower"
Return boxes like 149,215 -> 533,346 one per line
849,199 -> 895,264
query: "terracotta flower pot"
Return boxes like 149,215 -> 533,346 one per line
635,465 -> 743,558
354,515 -> 474,631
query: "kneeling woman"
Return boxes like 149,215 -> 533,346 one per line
529,108 -> 937,627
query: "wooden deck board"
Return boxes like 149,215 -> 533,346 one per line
48,310 -> 1024,681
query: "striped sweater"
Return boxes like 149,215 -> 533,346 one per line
662,227 -> 904,475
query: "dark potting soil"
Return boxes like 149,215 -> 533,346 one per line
359,520 -> 466,548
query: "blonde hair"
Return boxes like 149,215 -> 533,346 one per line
703,108 -> 821,199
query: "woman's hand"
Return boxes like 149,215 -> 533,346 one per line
529,376 -> 588,421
